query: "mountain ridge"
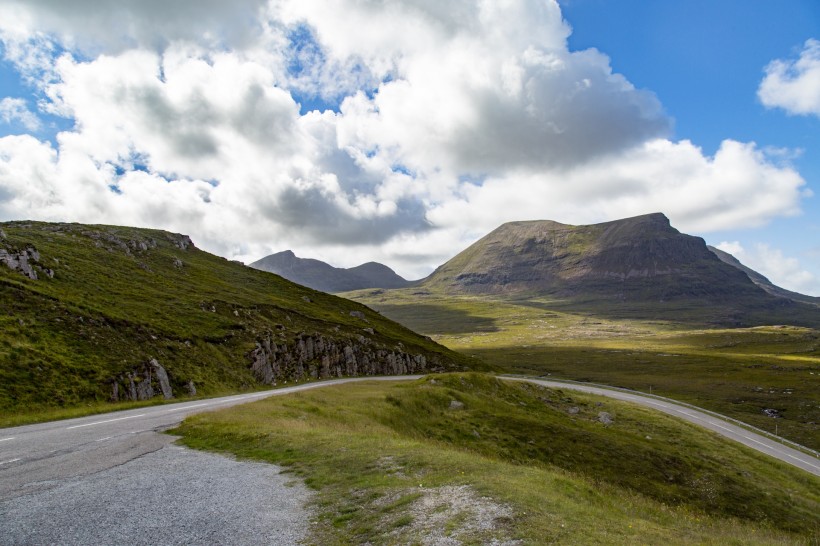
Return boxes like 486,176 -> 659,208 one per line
416,213 -> 819,326
251,250 -> 412,293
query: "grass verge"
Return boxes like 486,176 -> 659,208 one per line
173,374 -> 819,544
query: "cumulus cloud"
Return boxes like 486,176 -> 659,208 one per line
0,0 -> 270,54
758,38 -> 820,117
0,97 -> 41,131
716,241 -> 820,296
0,0 -> 814,280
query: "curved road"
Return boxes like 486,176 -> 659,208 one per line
504,376 -> 820,477
1,373 -> 818,543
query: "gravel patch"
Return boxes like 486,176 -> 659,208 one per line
0,444 -> 313,546
382,484 -> 522,545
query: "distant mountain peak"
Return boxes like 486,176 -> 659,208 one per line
420,214 -> 819,326
251,251 -> 411,293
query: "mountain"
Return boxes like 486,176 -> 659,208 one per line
251,250 -> 411,293
0,222 -> 471,414
708,245 -> 820,307
420,213 -> 819,326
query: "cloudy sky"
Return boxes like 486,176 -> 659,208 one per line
0,0 -> 818,295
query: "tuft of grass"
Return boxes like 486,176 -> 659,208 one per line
174,375 -> 819,544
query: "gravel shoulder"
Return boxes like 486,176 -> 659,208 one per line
0,441 -> 314,546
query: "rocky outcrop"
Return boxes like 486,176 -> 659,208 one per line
111,359 -> 176,402
0,245 -> 54,280
249,331 -> 438,384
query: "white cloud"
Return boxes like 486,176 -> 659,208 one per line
758,38 -> 820,117
0,0 -> 814,283
0,97 -> 42,131
716,241 -> 820,296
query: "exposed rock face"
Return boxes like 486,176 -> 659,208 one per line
248,332 -> 437,384
0,247 -> 39,280
250,250 -> 411,293
150,358 -> 174,399
111,359 -> 176,401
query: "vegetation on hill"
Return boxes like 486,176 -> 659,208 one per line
0,221 -> 473,423
176,374 -> 819,544
345,289 -> 820,451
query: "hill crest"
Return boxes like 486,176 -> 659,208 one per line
251,250 -> 411,293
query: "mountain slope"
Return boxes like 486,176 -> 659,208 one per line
251,250 -> 411,293
420,213 -> 819,326
0,222 -> 471,414
708,245 -> 820,306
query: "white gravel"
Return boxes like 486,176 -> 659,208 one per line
0,444 -> 314,546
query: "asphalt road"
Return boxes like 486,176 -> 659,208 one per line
0,376 -> 423,502
1,373 -> 818,544
504,376 -> 820,477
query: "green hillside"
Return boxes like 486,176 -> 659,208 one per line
0,221 -> 474,421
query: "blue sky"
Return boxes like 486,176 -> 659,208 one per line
0,0 -> 818,294
560,0 -> 820,291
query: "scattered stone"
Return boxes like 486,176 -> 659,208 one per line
763,408 -> 781,418
449,400 -> 465,410
173,257 -> 184,269
597,411 -> 613,425
567,406 -> 580,415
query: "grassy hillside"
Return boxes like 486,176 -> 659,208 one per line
345,289 -> 820,450
175,374 -> 819,544
0,221 -> 474,422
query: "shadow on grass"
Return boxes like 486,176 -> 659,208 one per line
370,304 -> 499,335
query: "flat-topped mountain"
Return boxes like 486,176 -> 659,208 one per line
0,222 -> 469,414
251,250 -> 411,293
420,213 -> 818,326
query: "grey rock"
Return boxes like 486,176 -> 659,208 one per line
349,310 -> 366,319
248,331 -> 438,385
763,408 -> 780,418
187,380 -> 197,396
301,296 -> 312,303
567,406 -> 580,415
173,257 -> 184,269
449,400 -> 465,410
597,411 -> 613,425
150,359 -> 174,400
0,228 -> 6,239
0,246 -> 39,280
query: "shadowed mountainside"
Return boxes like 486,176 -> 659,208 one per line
708,245 -> 820,307
251,250 -> 412,293
419,213 -> 819,326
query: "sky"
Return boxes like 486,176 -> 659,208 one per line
0,1 -> 818,295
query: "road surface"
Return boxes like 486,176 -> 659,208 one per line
1,373 -> 818,544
